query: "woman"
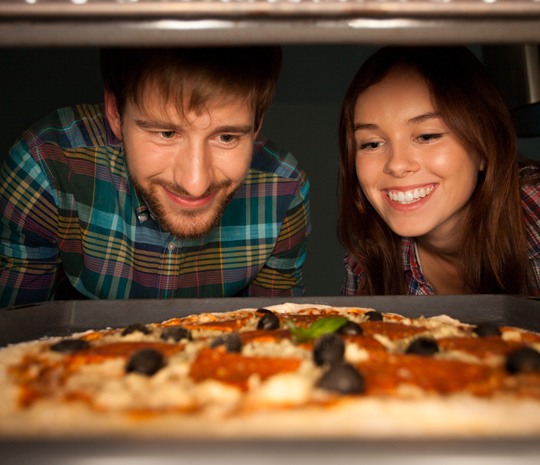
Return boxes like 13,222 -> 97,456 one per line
338,46 -> 540,296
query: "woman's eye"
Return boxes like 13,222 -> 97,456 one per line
417,133 -> 442,142
359,141 -> 383,150
158,131 -> 176,139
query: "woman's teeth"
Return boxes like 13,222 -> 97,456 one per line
387,186 -> 434,204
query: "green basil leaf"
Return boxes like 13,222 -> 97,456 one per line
284,319 -> 312,343
309,317 -> 349,338
285,317 -> 348,343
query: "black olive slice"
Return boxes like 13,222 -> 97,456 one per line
473,323 -> 501,338
317,363 -> 365,394
365,311 -> 383,321
313,333 -> 345,366
506,347 -> 540,374
338,320 -> 363,336
406,337 -> 439,356
50,339 -> 90,353
210,333 -> 242,353
126,348 -> 164,376
122,322 -> 150,336
256,308 -> 274,315
160,326 -> 192,342
257,311 -> 280,330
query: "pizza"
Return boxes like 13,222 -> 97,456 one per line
1,302 -> 540,438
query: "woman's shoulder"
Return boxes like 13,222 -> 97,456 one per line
518,160 -> 540,259
519,159 -> 540,187
519,160 -> 540,203
341,252 -> 363,296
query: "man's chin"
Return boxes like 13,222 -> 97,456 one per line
159,209 -> 222,239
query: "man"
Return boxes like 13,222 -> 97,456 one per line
0,47 -> 310,307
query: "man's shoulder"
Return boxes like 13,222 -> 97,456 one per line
21,104 -> 119,152
250,137 -> 305,183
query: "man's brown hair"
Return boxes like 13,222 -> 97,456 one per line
100,46 -> 282,128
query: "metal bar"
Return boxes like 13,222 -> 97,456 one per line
2,18 -> 540,46
2,1 -> 540,19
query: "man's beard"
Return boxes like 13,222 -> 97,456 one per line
128,166 -> 244,240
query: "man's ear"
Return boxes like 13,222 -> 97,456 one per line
254,115 -> 264,139
104,90 -> 122,141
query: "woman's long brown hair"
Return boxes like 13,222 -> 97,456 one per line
337,46 -> 530,295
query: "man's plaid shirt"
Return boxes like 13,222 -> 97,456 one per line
0,104 -> 311,307
342,164 -> 540,296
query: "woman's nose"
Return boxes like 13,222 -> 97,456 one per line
383,143 -> 420,177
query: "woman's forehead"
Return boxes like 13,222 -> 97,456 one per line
354,70 -> 435,123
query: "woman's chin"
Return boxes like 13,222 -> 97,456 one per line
387,222 -> 431,239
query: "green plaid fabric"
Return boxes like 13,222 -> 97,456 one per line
0,104 -> 310,307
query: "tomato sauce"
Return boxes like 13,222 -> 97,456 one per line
359,321 -> 426,340
437,336 -> 522,359
239,329 -> 291,344
189,347 -> 301,390
64,342 -> 184,369
356,352 -> 503,396
182,317 -> 250,332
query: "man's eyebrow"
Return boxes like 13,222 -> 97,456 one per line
134,120 -> 254,134
212,124 -> 254,134
135,119 -> 182,131
407,112 -> 441,124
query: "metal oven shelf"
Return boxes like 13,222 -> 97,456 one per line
2,0 -> 540,45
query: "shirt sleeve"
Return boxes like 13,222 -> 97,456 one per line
0,139 -> 61,308
240,174 -> 311,297
341,252 -> 362,296
519,164 -> 540,295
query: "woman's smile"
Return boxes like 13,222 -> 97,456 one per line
384,184 -> 436,205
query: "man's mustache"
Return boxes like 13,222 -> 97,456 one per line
150,179 -> 233,198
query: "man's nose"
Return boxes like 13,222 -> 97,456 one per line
383,142 -> 420,177
172,142 -> 213,198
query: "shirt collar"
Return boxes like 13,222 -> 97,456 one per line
120,149 -> 153,221
402,237 -> 432,288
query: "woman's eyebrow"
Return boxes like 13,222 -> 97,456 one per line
407,112 -> 441,124
354,123 -> 377,132
354,112 -> 441,132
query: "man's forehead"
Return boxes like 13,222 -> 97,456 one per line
129,92 -> 255,126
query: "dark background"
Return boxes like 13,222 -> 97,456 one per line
1,45 -> 539,296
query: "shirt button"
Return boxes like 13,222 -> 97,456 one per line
167,243 -> 175,252
138,212 -> 149,222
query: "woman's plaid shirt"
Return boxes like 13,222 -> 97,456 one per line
0,104 -> 311,307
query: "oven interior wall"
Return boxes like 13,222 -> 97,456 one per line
1,44 -> 539,296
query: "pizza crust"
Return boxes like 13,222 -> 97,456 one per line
2,392 -> 540,439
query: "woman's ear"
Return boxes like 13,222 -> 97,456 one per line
104,90 -> 122,141
479,158 -> 486,172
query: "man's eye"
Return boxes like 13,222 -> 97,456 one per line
219,134 -> 236,143
159,131 -> 176,139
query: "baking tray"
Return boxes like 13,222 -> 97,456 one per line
2,294 -> 540,347
2,295 -> 540,464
